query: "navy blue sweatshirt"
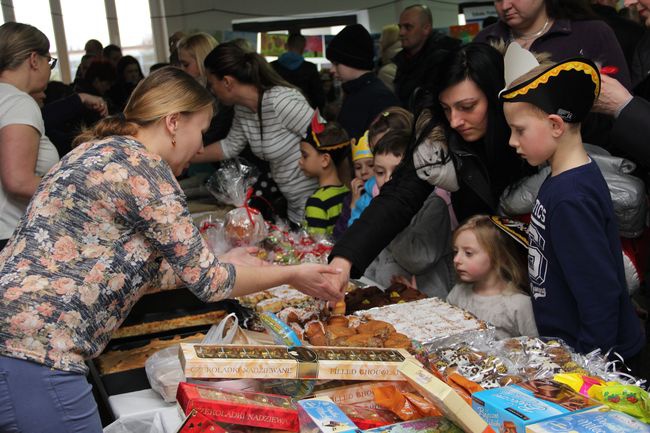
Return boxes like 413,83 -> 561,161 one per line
528,160 -> 644,359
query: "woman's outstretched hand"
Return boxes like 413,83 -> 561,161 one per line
289,263 -> 343,304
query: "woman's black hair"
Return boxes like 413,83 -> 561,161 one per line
204,42 -> 295,140
401,42 -> 531,193
428,43 -> 509,170
116,55 -> 144,83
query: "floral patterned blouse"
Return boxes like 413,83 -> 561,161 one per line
0,136 -> 235,373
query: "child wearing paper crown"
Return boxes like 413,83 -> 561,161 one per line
333,131 -> 374,240
447,215 -> 538,339
299,112 -> 350,235
500,44 -> 645,363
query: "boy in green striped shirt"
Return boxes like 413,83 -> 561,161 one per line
298,112 -> 350,235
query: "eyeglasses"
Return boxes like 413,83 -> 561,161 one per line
46,56 -> 58,70
37,53 -> 57,70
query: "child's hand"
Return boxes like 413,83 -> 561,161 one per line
350,178 -> 365,209
391,274 -> 418,291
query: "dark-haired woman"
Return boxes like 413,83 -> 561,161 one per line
475,0 -> 632,88
194,42 -> 318,225
327,43 -> 533,288
109,54 -> 144,110
0,67 -> 341,432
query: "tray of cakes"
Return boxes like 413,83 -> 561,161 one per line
355,297 -> 489,345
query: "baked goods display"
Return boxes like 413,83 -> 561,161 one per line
356,298 -> 488,344
97,332 -> 205,375
111,309 -> 226,339
303,316 -> 413,350
344,282 -> 427,315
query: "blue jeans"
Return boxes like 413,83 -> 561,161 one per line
0,355 -> 102,433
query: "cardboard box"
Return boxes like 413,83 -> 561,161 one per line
176,382 -> 299,431
311,382 -> 413,409
180,343 -> 411,381
471,379 -> 601,433
364,417 -> 464,433
526,407 -> 650,432
176,408 -> 228,433
297,397 -> 361,433
398,360 -> 495,433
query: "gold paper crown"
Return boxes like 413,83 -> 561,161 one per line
351,131 -> 373,161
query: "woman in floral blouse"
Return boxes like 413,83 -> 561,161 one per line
0,67 -> 342,433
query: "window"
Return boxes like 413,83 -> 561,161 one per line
115,0 -> 156,75
60,0 -> 110,82
14,0 -> 62,81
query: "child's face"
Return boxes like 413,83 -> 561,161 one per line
453,230 -> 493,284
353,157 -> 374,181
299,141 -> 324,178
373,153 -> 403,189
503,102 -> 556,167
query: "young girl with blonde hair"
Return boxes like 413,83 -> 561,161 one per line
447,215 -> 538,338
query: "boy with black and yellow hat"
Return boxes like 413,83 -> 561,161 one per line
500,43 -> 644,366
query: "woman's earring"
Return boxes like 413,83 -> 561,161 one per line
171,135 -> 176,146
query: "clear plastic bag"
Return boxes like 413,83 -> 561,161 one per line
207,159 -> 267,247
145,314 -> 241,402
103,412 -> 167,433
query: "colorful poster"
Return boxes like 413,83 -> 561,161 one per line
449,23 -> 481,43
303,36 -> 324,58
261,33 -> 288,56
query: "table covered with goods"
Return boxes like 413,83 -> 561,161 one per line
99,162 -> 650,433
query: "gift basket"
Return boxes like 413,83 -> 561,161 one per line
207,159 -> 267,248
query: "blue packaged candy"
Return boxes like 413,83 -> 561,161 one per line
526,408 -> 650,432
471,379 -> 602,433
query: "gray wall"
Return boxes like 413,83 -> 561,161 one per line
163,0 -> 460,35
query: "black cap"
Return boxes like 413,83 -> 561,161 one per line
326,24 -> 375,71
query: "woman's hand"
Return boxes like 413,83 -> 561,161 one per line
592,75 -> 633,117
78,93 -> 108,117
219,246 -> 268,267
289,263 -> 343,303
324,256 -> 352,296
350,178 -> 365,209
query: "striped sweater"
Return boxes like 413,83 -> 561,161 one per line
221,86 -> 318,224
304,185 -> 350,235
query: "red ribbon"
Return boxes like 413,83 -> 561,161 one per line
242,187 -> 261,227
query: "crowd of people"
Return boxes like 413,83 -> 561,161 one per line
1,0 -> 650,431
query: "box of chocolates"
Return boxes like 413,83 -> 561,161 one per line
311,382 -> 413,409
176,382 -> 299,431
297,397 -> 361,433
180,344 -> 412,381
525,408 -> 650,432
398,360 -> 496,433
471,379 -> 602,433
364,417 -> 464,433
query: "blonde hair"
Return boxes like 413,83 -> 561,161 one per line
177,32 -> 218,81
0,22 -> 49,72
453,215 -> 528,294
73,67 -> 214,146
